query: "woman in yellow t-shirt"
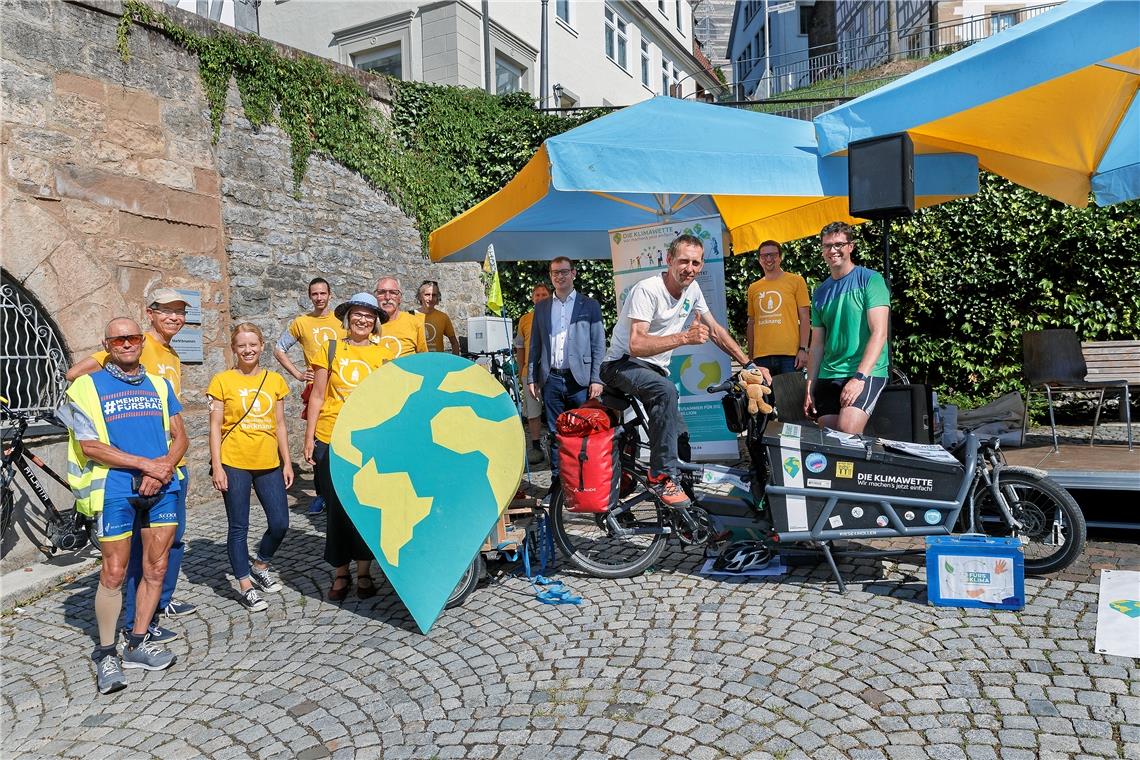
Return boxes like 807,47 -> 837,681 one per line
303,293 -> 396,602
208,323 -> 293,612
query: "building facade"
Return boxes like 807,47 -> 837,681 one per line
727,0 -> 836,100
256,0 -> 722,107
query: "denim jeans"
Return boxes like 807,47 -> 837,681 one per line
542,370 -> 589,481
222,464 -> 289,581
123,465 -> 187,626
600,358 -> 687,480
753,355 -> 798,377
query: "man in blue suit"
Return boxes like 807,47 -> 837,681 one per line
527,257 -> 607,487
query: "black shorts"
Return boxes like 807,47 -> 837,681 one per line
812,375 -> 887,418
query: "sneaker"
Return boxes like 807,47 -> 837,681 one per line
648,473 -> 692,509
95,654 -> 127,695
307,495 -> 325,515
248,565 -> 282,593
161,600 -> 197,616
121,622 -> 179,644
240,588 -> 268,612
121,637 -> 176,671
527,447 -> 545,465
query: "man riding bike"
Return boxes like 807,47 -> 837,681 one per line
600,234 -> 770,509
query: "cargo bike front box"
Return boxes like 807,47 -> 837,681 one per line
763,423 -> 971,542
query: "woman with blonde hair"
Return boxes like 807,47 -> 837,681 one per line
208,322 -> 293,611
304,293 -> 396,601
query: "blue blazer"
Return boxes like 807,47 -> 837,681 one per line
528,292 -> 606,389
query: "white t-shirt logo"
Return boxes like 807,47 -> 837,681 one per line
379,336 -> 402,357
312,326 -> 338,345
756,290 -> 784,315
238,388 -> 274,418
337,358 -> 373,387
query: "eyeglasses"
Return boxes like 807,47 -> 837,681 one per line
150,305 -> 187,316
375,289 -> 401,297
105,334 -> 144,348
550,268 -> 573,277
758,251 -> 780,258
822,241 -> 852,251
350,312 -> 378,321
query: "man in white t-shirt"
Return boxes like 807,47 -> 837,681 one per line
601,234 -> 767,508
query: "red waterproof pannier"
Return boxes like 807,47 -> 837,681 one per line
557,403 -> 621,514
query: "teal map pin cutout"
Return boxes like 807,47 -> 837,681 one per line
329,352 -> 524,633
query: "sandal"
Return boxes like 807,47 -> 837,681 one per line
328,573 -> 352,602
356,574 -> 377,599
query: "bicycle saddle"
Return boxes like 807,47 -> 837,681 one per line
599,388 -> 632,413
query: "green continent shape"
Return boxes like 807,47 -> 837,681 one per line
697,360 -> 721,387
332,363 -> 422,467
430,406 -> 524,512
438,363 -> 506,398
352,462 -> 432,566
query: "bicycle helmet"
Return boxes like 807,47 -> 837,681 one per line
712,540 -> 773,573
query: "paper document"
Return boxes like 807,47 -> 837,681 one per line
877,438 -> 960,464
823,429 -> 868,448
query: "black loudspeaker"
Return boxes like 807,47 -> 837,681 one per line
866,383 -> 932,443
848,133 -> 915,219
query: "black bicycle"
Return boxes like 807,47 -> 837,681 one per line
463,349 -> 524,411
1,398 -> 93,557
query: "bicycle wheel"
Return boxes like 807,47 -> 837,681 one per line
444,553 -> 484,609
972,468 -> 1087,575
549,470 -> 669,579
1,485 -> 13,545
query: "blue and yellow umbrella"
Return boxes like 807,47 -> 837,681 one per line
815,0 -> 1139,208
429,97 -> 979,262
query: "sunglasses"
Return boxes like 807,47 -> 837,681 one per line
106,334 -> 144,348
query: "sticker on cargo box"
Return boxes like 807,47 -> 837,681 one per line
856,471 -> 936,492
805,452 -> 827,473
904,510 -> 916,521
828,515 -> 843,528
780,424 -> 802,439
782,455 -> 801,478
806,478 -> 831,488
924,509 -> 941,525
875,515 -> 889,527
850,507 -> 864,519
835,461 -> 854,478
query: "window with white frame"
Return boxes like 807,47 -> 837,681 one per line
604,5 -> 628,69
675,0 -> 682,31
495,53 -> 525,94
672,65 -> 680,97
353,43 -> 402,79
661,58 -> 671,95
640,40 -> 651,87
658,0 -> 665,14
556,0 -> 569,24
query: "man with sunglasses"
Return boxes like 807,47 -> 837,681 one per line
61,317 -> 188,693
414,280 -> 461,355
803,221 -> 890,435
66,287 -> 197,639
374,276 -> 427,357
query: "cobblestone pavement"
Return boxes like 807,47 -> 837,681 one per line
2,463 -> 1138,760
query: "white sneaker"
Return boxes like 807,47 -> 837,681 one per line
240,588 -> 268,611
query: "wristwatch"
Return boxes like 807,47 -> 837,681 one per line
853,371 -> 868,382
798,346 -> 808,352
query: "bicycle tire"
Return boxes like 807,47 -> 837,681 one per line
971,468 -> 1087,575
549,470 -> 669,579
445,553 -> 484,609
1,485 -> 13,545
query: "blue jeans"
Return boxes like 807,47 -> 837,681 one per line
123,465 -> 187,626
542,370 -> 589,480
753,355 -> 798,377
222,465 -> 289,581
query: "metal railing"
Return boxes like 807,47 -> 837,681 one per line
1,273 -> 69,420
734,3 -> 1059,113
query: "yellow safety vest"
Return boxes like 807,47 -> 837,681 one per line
65,373 -> 173,516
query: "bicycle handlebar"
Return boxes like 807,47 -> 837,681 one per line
706,374 -> 738,395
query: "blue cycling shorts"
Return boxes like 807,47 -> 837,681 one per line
96,493 -> 179,542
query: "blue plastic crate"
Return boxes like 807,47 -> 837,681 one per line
926,535 -> 1025,610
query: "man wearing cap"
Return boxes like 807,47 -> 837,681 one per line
273,277 -> 344,515
745,240 -> 810,377
374,276 -> 427,358
60,316 -> 187,693
66,287 -> 197,638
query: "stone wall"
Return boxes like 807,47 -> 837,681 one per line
1,0 -> 483,568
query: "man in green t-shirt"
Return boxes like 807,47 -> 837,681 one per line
803,222 -> 890,434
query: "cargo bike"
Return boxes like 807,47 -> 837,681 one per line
547,372 -> 1087,591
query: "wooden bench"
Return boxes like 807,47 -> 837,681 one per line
1082,339 -> 1137,443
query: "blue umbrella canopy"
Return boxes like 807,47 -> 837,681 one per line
815,0 -> 1139,207
430,97 -> 978,262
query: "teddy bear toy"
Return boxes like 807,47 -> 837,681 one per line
737,369 -> 773,415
